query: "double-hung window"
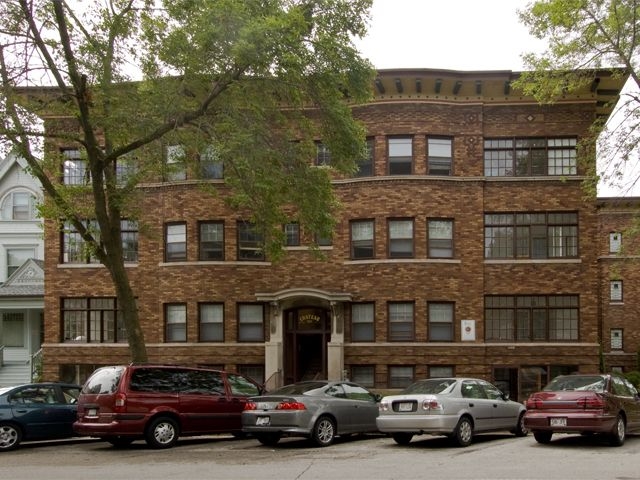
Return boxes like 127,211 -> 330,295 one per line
199,144 -> 224,179
354,138 -> 374,177
63,149 -> 89,185
284,223 -> 300,247
351,303 -> 375,342
7,248 -> 35,277
388,137 -> 412,175
428,303 -> 454,341
237,221 -> 265,261
165,303 -> 187,342
1,190 -> 38,220
238,304 -> 264,342
427,137 -> 452,175
388,302 -> 414,341
165,222 -> 187,262
199,221 -> 224,260
199,303 -> 224,342
165,144 -> 187,181
350,220 -> 374,259
388,219 -> 414,258
315,142 -> 331,166
428,219 -> 453,258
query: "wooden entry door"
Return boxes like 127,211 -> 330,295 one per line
283,307 -> 330,384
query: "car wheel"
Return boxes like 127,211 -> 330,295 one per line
104,436 -> 135,448
513,412 -> 528,437
609,414 -> 626,447
145,416 -> 179,449
255,433 -> 281,446
391,433 -> 413,445
311,416 -> 336,447
452,416 -> 473,447
533,431 -> 552,444
0,423 -> 22,451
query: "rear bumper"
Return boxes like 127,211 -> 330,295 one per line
73,418 -> 147,437
524,412 -> 616,433
376,414 -> 459,434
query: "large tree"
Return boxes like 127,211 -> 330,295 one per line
0,0 -> 374,362
516,0 -> 640,196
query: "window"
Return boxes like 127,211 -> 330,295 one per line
237,221 -> 265,261
315,231 -> 333,247
315,142 -> 331,166
7,248 -> 35,277
165,223 -> 187,262
62,297 -> 126,343
237,365 -> 265,386
354,138 -> 374,177
429,303 -> 454,341
199,221 -> 224,261
484,137 -> 577,177
484,212 -> 578,259
351,303 -> 375,342
61,220 -> 137,264
350,219 -> 374,259
115,154 -> 138,184
388,219 -> 414,258
485,295 -> 579,342
611,328 -> 623,350
3,312 -> 24,347
350,365 -> 375,387
199,303 -> 224,342
388,302 -> 414,341
121,220 -> 139,262
609,232 -> 622,253
165,144 -> 187,181
428,219 -> 453,258
63,149 -> 89,185
388,366 -> 414,388
165,303 -> 187,342
199,144 -> 223,179
1,190 -> 38,220
429,366 -> 454,378
238,304 -> 264,342
428,137 -> 452,175
610,280 -> 623,302
284,223 -> 300,247
388,137 -> 412,175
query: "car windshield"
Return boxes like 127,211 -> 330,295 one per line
544,375 -> 605,392
401,379 -> 456,395
268,382 -> 328,396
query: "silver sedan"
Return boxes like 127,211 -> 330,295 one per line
376,377 -> 527,447
242,380 -> 380,447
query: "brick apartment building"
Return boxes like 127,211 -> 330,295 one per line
37,68 -> 632,402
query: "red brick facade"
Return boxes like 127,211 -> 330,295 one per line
39,69 -> 632,402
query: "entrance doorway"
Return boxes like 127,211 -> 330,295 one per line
283,307 -> 330,384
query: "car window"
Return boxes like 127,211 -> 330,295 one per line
270,382 -> 328,395
545,375 -> 605,392
130,368 -> 181,393
402,379 -> 456,395
61,386 -> 80,404
180,370 -> 225,395
461,380 -> 487,399
325,384 -> 347,398
9,386 -> 56,404
227,373 -> 260,396
342,383 -> 375,402
83,366 -> 124,394
611,376 -> 634,397
479,380 -> 504,400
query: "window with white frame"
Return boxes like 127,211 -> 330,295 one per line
238,304 -> 264,342
609,232 -> 622,253
428,303 -> 454,341
3,312 -> 25,347
1,190 -> 38,220
428,219 -> 454,258
7,248 -> 35,277
610,280 -> 623,302
199,303 -> 224,342
350,219 -> 374,259
63,149 -> 90,185
610,328 -> 623,349
165,223 -> 187,262
388,219 -> 414,258
388,137 -> 412,175
388,365 -> 414,388
351,303 -> 375,342
165,304 -> 187,342
388,302 -> 414,341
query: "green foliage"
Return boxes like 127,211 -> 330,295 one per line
625,370 -> 640,388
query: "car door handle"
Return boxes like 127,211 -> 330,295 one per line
468,403 -> 474,407
493,404 -> 498,408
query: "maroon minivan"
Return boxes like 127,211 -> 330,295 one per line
73,364 -> 263,449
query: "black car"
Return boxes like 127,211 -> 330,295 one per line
0,382 -> 81,451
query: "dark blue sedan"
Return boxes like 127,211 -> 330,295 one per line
0,382 -> 81,451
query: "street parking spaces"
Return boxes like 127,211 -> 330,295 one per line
3,433 -> 640,480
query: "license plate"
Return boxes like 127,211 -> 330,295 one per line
550,417 -> 567,427
87,408 -> 97,417
398,402 -> 413,412
256,416 -> 270,426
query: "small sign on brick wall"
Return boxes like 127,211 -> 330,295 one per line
461,319 -> 475,341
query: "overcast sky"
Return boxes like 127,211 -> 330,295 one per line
354,0 -> 544,71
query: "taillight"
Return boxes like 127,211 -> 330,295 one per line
244,402 -> 258,411
526,398 -> 543,409
576,396 -> 605,409
421,399 -> 443,411
114,393 -> 126,412
276,401 -> 306,410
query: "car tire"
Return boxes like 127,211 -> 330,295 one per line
104,436 -> 135,448
533,431 -> 552,444
513,412 -> 528,437
391,433 -> 413,445
255,433 -> 281,446
0,423 -> 22,451
452,416 -> 473,447
311,416 -> 336,447
145,416 -> 179,449
609,414 -> 626,447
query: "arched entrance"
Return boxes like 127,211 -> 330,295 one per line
283,307 -> 330,384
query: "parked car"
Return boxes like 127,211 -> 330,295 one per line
0,382 -> 81,451
376,377 -> 527,447
241,380 -> 380,447
73,364 -> 263,449
523,373 -> 640,446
